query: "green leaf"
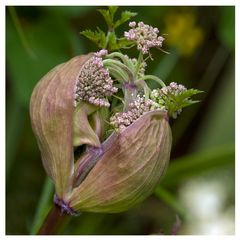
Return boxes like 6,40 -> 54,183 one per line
96,27 -> 108,48
8,7 -> 36,59
160,144 -> 234,188
108,37 -> 135,51
6,13 -> 74,106
114,10 -> 137,29
179,100 -> 200,108
81,28 -> 106,48
154,187 -> 186,218
81,29 -> 99,42
107,33 -> 135,51
192,63 -> 234,151
117,37 -> 135,48
177,89 -> 203,101
43,6 -> 94,18
80,7 -> 137,51
108,6 -> 118,19
6,95 -> 25,177
218,7 -> 235,50
163,88 -> 203,118
98,9 -> 113,30
30,177 -> 54,234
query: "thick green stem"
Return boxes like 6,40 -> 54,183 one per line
134,52 -> 143,78
139,75 -> 166,87
106,52 -> 135,72
106,66 -> 127,82
103,31 -> 112,49
103,59 -> 134,82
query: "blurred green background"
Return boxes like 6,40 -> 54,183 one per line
6,6 -> 235,235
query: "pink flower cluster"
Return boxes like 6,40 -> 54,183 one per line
110,95 -> 157,132
151,82 -> 187,101
160,82 -> 186,96
75,50 -> 118,107
124,21 -> 165,54
150,82 -> 187,118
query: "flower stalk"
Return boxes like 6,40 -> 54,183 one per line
37,205 -> 70,235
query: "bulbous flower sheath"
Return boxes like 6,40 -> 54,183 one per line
30,50 -> 172,214
69,110 -> 171,213
30,54 -> 93,199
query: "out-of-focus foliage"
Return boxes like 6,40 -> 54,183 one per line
164,12 -> 204,56
6,6 -> 235,235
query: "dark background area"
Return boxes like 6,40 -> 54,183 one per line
6,6 -> 235,234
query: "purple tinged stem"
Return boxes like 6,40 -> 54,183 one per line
73,133 -> 118,187
122,82 -> 138,111
37,204 -> 70,235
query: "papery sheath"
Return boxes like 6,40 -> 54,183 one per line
30,54 -> 92,198
68,110 -> 172,212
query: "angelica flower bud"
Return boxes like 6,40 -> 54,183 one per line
129,21 -> 136,27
